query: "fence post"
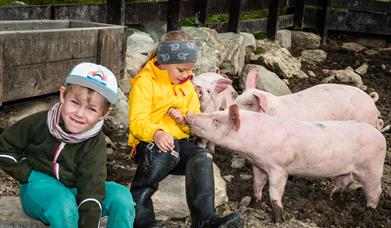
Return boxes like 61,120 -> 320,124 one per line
0,41 -> 3,106
195,0 -> 208,25
106,0 -> 125,25
227,0 -> 241,33
293,0 -> 304,30
267,0 -> 279,40
320,0 -> 330,44
167,0 -> 181,32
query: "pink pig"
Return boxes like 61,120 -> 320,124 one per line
235,70 -> 387,131
186,105 -> 386,223
192,70 -> 238,113
192,70 -> 238,152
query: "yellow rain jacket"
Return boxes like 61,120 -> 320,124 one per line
128,57 -> 201,148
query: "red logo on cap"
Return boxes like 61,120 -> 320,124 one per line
88,70 -> 107,81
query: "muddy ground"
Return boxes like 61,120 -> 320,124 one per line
1,33 -> 390,227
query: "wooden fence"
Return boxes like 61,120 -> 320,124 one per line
1,0 -> 390,41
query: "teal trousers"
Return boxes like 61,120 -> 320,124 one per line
20,170 -> 135,228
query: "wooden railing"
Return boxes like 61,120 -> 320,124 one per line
1,0 -> 390,41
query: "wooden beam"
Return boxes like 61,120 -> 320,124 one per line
330,0 -> 391,14
195,0 -> 208,25
0,40 -> 3,106
320,0 -> 330,44
293,0 -> 304,30
167,0 -> 181,32
227,0 -> 241,33
107,0 -> 125,25
267,0 -> 279,40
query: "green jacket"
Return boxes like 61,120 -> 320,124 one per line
0,110 -> 107,228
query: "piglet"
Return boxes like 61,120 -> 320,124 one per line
186,105 -> 386,223
192,70 -> 238,152
236,74 -> 387,131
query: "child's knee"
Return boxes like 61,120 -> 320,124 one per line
45,201 -> 78,227
105,182 -> 134,206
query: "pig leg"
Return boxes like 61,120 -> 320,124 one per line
330,173 -> 353,197
252,165 -> 268,201
197,138 -> 208,149
268,168 -> 289,223
356,167 -> 383,208
207,142 -> 216,154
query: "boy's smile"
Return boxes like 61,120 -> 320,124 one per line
59,85 -> 108,134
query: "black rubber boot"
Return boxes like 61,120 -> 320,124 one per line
131,142 -> 179,228
186,149 -> 243,228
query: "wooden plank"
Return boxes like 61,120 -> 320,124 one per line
125,2 -> 167,24
3,58 -> 95,103
0,20 -> 69,31
278,14 -> 295,29
2,29 -> 99,67
238,18 -> 268,33
97,27 -> 126,79
54,4 -> 106,23
107,0 -> 125,25
209,14 -> 294,33
195,0 -> 209,25
167,0 -> 181,32
267,0 -> 279,40
227,0 -> 241,33
0,6 -> 51,20
326,10 -> 391,35
329,0 -> 391,14
293,0 -> 305,30
68,20 -> 117,28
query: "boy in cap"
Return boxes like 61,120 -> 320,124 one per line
0,62 -> 135,228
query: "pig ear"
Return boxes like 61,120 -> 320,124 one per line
215,78 -> 233,94
229,104 -> 241,131
245,68 -> 259,89
252,91 -> 268,113
210,67 -> 221,74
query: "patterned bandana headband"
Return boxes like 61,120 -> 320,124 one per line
157,40 -> 198,64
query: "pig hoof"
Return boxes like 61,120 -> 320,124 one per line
271,203 -> 283,223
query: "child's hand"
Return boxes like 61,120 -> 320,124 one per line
168,108 -> 185,124
153,130 -> 174,152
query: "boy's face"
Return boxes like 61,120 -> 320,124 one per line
59,85 -> 110,134
163,62 -> 195,84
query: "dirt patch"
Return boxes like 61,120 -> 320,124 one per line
212,37 -> 391,227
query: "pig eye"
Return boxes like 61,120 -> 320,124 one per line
219,107 -> 225,111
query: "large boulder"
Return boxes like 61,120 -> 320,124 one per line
182,26 -> 227,75
240,64 -> 291,95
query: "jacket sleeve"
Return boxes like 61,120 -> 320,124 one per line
0,114 -> 38,183
76,133 -> 107,228
129,75 -> 163,142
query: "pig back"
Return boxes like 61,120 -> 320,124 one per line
275,83 -> 380,127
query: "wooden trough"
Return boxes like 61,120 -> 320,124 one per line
0,20 -> 127,106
